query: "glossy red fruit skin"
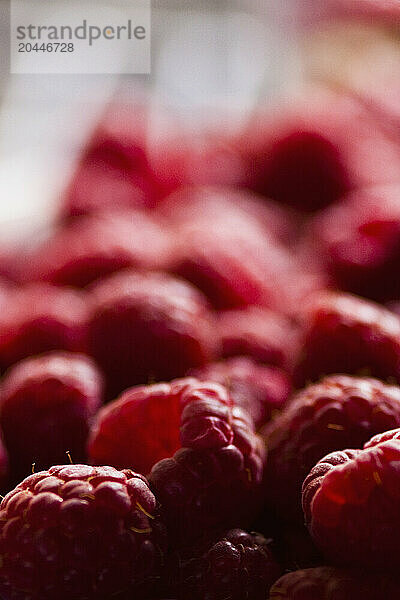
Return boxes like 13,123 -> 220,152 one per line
217,307 -> 297,370
192,357 -> 291,430
302,440 -> 400,569
166,528 -> 281,600
87,271 -> 216,398
269,566 -> 400,600
263,374 -> 400,520
24,210 -> 173,289
0,283 -> 88,373
294,291 -> 400,387
0,352 -> 103,478
310,184 -> 400,302
0,464 -> 167,600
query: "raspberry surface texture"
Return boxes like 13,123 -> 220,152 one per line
0,283 -> 88,372
302,440 -> 400,568
166,528 -> 281,600
0,430 -> 8,488
294,291 -> 400,386
0,464 -> 167,600
263,374 -> 400,519
87,271 -> 216,397
0,352 -> 103,478
269,566 -> 400,599
192,357 -> 290,429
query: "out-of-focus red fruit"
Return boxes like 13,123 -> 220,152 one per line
168,206 -> 319,314
303,0 -> 400,26
0,283 -> 88,372
217,307 -> 297,370
239,89 -> 400,212
157,186 -> 297,247
23,210 -> 173,288
309,184 -> 400,302
87,271 -> 217,397
147,129 -> 245,200
192,357 -> 291,430
294,291 -> 400,387
61,103 -> 158,218
0,352 -> 103,477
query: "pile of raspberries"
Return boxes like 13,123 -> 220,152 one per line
2,80 -> 400,599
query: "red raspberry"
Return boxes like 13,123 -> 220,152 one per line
87,271 -> 216,397
364,427 -> 400,448
192,357 -> 291,429
269,566 -> 400,599
302,438 -> 400,568
0,352 -> 103,478
0,464 -> 167,599
217,307 -> 298,370
310,184 -> 400,302
294,291 -> 400,387
0,283 -> 87,372
240,89 -> 400,212
24,210 -> 173,288
89,378 -> 265,544
148,390 -> 265,545
263,375 -> 400,520
166,528 -> 281,600
61,102 -> 157,218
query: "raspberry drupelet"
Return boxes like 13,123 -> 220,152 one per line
263,374 -> 400,520
87,271 -> 216,397
192,356 -> 291,430
294,291 -> 400,387
0,465 -> 167,600
269,566 -> 400,599
166,528 -> 281,600
0,283 -> 88,373
24,210 -> 173,289
0,352 -> 103,478
302,437 -> 400,569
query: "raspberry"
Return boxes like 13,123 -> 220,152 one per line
240,89 -> 400,212
269,566 -> 400,599
0,283 -> 87,372
263,374 -> 400,520
217,307 -> 297,370
166,528 -> 281,600
310,184 -> 400,302
24,210 -> 173,288
87,271 -> 216,397
192,357 -> 291,429
0,464 -> 167,599
61,102 -> 157,218
148,387 -> 265,545
294,291 -> 400,387
302,438 -> 400,568
0,352 -> 103,478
